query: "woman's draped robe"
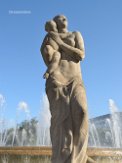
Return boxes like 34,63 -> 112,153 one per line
46,75 -> 88,163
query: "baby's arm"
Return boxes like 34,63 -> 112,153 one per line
58,32 -> 71,39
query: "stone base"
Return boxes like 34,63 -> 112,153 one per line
0,147 -> 122,163
92,157 -> 122,163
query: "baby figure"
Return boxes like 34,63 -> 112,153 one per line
43,20 -> 61,79
43,20 -> 76,79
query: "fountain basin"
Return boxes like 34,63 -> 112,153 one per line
0,147 -> 122,163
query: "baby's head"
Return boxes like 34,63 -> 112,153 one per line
45,20 -> 58,33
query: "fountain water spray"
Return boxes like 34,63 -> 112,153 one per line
36,95 -> 51,146
89,99 -> 122,148
1,93 -> 122,149
108,99 -> 122,148
89,123 -> 101,147
0,94 -> 8,146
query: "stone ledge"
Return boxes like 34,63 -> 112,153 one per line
0,147 -> 122,157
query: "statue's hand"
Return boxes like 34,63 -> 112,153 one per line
49,32 -> 63,45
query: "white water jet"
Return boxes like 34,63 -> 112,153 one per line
0,94 -> 8,146
1,155 -> 9,163
108,99 -> 122,148
105,118 -> 114,147
11,101 -> 31,146
89,123 -> 101,147
40,95 -> 50,128
36,95 -> 51,146
1,93 -> 122,149
89,99 -> 122,148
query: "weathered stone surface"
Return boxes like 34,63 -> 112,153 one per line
41,15 -> 89,163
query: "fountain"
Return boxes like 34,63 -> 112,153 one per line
0,94 -> 122,162
89,99 -> 122,148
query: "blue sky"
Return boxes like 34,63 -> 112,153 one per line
0,0 -> 122,122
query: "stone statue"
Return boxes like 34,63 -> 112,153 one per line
41,15 -> 94,163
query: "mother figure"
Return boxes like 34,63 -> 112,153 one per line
41,15 -> 89,163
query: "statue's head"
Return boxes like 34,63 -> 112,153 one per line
53,15 -> 68,32
45,20 -> 58,33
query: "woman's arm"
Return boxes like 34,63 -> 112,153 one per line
74,31 -> 85,59
49,31 -> 85,61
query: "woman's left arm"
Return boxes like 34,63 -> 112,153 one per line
74,31 -> 85,60
49,31 -> 85,61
